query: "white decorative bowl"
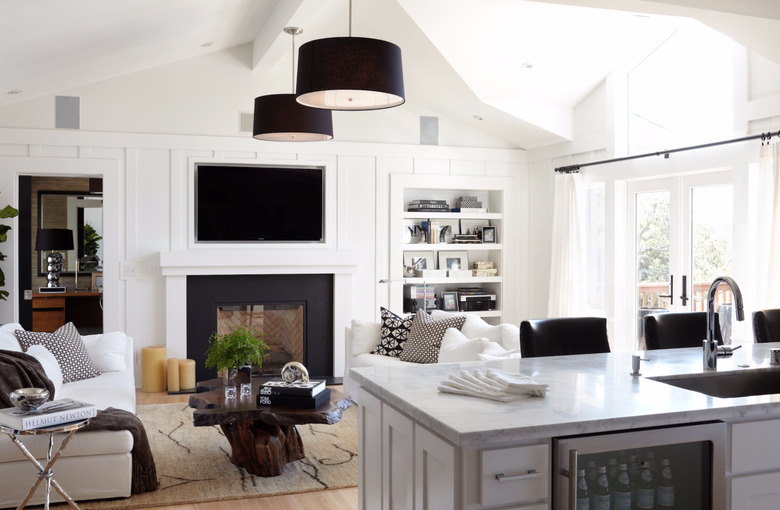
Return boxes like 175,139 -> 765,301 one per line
9,388 -> 50,411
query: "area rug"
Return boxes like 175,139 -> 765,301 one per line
74,402 -> 358,509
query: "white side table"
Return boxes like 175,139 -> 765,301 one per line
0,419 -> 90,510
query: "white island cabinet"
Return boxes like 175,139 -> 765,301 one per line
351,344 -> 780,510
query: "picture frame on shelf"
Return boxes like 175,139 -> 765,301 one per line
482,226 -> 497,243
438,251 -> 469,271
91,272 -> 103,292
404,251 -> 436,270
441,291 -> 459,311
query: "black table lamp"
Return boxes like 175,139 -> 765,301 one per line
35,228 -> 74,293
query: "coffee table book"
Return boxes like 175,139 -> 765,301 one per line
0,399 -> 97,431
259,378 -> 327,397
256,388 -> 331,409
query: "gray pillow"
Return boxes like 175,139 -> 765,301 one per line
399,309 -> 466,364
16,322 -> 100,383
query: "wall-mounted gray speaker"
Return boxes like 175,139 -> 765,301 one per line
420,116 -> 438,145
55,96 -> 80,129
239,112 -> 254,133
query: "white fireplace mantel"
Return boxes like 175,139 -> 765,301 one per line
158,249 -> 359,379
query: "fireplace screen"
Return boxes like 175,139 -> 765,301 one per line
217,303 -> 304,376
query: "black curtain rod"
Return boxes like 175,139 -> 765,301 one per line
554,130 -> 780,173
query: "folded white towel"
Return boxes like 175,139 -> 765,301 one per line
437,368 -> 548,401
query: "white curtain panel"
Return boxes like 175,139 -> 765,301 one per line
547,172 -> 586,317
758,142 -> 780,306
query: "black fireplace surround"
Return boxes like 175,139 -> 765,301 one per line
186,274 -> 335,383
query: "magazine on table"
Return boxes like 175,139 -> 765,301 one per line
0,399 -> 97,431
256,388 -> 331,409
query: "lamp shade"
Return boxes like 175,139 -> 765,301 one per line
35,228 -> 74,251
296,37 -> 405,111
253,94 -> 333,141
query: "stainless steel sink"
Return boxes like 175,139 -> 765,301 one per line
648,370 -> 780,398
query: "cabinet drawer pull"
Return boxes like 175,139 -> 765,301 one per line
494,469 -> 542,482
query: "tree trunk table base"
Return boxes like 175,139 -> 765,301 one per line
220,421 -> 305,477
189,378 -> 352,478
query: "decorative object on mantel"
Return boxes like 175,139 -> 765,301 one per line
35,228 -> 74,293
204,325 -> 269,399
295,0 -> 405,111
253,27 -> 333,142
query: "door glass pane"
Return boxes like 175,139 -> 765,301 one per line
636,191 -> 671,346
690,184 -> 734,339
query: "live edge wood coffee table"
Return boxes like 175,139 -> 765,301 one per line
188,379 -> 352,477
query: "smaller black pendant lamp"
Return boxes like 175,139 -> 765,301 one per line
295,0 -> 405,111
253,27 -> 333,142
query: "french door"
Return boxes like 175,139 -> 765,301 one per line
626,171 -> 734,349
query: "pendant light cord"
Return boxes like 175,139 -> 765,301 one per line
291,32 -> 296,94
349,0 -> 353,37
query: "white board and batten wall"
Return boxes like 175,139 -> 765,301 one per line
0,128 -> 528,385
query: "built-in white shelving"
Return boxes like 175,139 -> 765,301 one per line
388,174 -> 515,323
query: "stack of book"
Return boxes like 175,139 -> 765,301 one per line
452,234 -> 481,244
0,399 -> 97,431
407,200 -> 450,212
256,378 -> 330,408
457,287 -> 488,296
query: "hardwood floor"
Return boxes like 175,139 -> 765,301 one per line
135,387 -> 359,510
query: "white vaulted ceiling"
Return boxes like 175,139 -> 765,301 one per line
1,0 -> 778,149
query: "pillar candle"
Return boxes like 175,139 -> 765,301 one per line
141,346 -> 167,392
179,359 -> 196,390
167,358 -> 180,392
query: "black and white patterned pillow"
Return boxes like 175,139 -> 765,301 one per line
16,322 -> 101,383
371,307 -> 415,357
399,309 -> 466,364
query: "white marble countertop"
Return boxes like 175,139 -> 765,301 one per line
350,342 -> 780,446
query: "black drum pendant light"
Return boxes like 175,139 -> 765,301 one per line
253,27 -> 333,142
295,0 -> 405,111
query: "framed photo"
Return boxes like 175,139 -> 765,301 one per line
441,291 -> 459,311
91,272 -> 104,292
482,226 -> 497,243
404,251 -> 435,271
438,251 -> 469,271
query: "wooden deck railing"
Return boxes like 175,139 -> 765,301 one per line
638,281 -> 733,310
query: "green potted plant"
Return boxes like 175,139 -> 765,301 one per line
0,194 -> 19,301
204,325 -> 270,390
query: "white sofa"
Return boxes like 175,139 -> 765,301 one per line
0,324 -> 136,508
344,310 -> 521,401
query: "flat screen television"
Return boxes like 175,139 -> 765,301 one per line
195,163 -> 324,242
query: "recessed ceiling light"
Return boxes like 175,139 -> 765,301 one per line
200,42 -> 213,47
522,62 -> 534,69
7,89 -> 21,95
473,115 -> 483,121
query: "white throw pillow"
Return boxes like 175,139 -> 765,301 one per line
25,345 -> 64,397
0,323 -> 23,352
478,342 -> 522,361
430,311 -> 520,351
438,328 -> 490,363
350,320 -> 382,356
82,331 -> 127,372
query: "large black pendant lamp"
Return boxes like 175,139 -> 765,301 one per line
253,27 -> 333,142
295,0 -> 405,111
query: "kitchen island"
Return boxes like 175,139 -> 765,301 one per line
351,343 -> 780,510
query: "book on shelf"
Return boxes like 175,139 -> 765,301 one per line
259,378 -> 327,397
256,388 -> 331,409
407,208 -> 452,213
450,207 -> 488,213
0,399 -> 97,431
409,200 -> 448,205
457,287 -> 488,295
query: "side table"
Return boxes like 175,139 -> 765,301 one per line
0,419 -> 90,510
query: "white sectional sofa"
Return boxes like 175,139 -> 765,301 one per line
0,324 -> 136,508
344,310 -> 520,401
